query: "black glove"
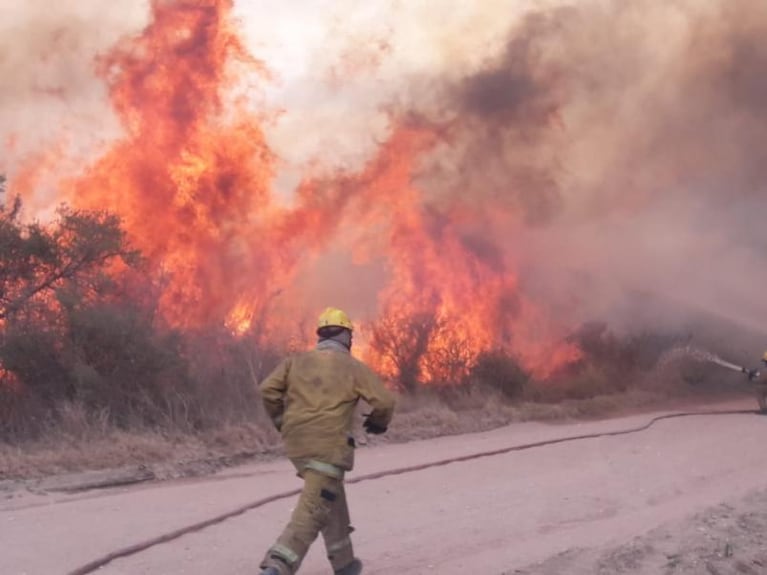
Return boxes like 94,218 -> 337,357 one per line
363,418 -> 387,435
747,369 -> 760,381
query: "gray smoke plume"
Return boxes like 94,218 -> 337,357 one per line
0,1 -> 147,167
398,0 -> 767,342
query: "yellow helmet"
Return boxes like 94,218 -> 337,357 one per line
317,307 -> 354,332
762,351 -> 767,363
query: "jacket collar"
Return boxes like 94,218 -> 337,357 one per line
316,339 -> 350,354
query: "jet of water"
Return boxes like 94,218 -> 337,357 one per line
659,345 -> 759,378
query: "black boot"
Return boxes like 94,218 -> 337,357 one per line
260,551 -> 291,575
335,558 -> 363,575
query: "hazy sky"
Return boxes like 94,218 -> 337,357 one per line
0,0 -> 544,172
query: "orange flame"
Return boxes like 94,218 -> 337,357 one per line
9,0 -> 580,383
331,124 -> 580,381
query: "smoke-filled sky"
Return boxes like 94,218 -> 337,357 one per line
2,0 -> 766,353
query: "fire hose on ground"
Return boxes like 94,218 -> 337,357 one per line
66,407 -> 759,575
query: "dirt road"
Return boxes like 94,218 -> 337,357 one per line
3,401 -> 767,575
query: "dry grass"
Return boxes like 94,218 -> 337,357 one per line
0,419 -> 281,480
0,366 -> 750,482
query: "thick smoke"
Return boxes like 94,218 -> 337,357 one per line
0,1 -> 147,206
409,0 -> 767,339
276,0 -> 767,343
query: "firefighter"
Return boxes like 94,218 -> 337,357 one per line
753,351 -> 767,414
258,307 -> 395,575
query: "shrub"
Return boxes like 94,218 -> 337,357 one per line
467,349 -> 529,399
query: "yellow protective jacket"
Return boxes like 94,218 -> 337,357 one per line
259,340 -> 395,471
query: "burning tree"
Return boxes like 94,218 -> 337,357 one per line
0,186 -> 146,433
0,201 -> 136,323
368,307 -> 479,390
0,193 -> 276,438
369,311 -> 438,392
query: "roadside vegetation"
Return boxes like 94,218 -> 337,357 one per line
0,181 -> 753,479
